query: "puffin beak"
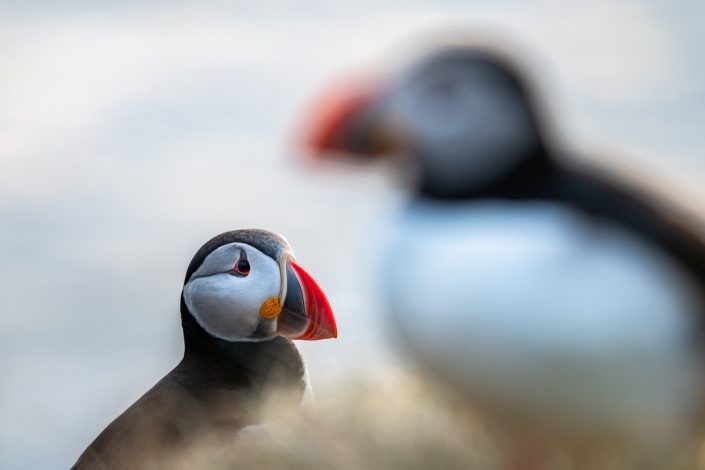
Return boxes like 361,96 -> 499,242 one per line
277,257 -> 337,341
300,78 -> 396,160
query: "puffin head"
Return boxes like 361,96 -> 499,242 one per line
303,45 -> 549,198
181,229 -> 337,343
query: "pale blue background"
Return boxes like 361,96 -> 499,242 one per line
1,1 -> 704,467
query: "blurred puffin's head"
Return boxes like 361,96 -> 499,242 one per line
304,45 -> 549,198
181,230 -> 337,342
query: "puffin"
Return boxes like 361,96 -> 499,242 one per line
72,229 -> 337,469
302,45 -> 705,465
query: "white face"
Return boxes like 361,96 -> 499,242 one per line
183,242 -> 283,341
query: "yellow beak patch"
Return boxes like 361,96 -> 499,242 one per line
259,296 -> 282,319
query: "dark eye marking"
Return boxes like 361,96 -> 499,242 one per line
232,250 -> 250,276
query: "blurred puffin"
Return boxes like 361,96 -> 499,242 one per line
303,45 -> 705,464
72,229 -> 336,469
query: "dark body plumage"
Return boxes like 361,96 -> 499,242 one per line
73,230 -> 307,469
73,333 -> 304,469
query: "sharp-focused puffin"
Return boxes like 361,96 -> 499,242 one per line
303,45 -> 705,461
72,229 -> 337,469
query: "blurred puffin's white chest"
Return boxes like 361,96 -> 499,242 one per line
384,199 -> 704,443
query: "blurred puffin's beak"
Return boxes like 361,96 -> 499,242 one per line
277,257 -> 337,341
301,78 -> 396,160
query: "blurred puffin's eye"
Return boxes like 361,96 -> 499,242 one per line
232,252 -> 251,276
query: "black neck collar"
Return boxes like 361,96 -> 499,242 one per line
416,148 -> 554,201
179,297 -> 305,392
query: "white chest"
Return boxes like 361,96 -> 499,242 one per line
383,200 -> 705,444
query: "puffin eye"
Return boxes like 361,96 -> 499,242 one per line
232,252 -> 250,276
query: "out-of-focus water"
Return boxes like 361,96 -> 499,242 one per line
1,1 -> 704,467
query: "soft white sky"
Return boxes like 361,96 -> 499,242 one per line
1,1 -> 704,467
